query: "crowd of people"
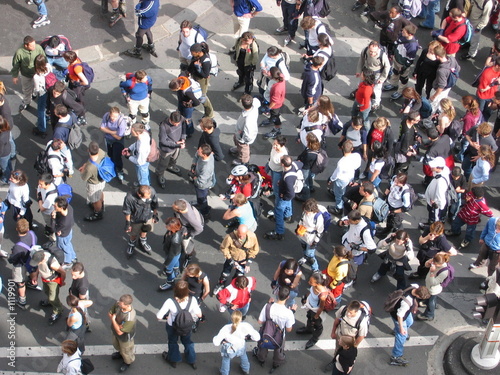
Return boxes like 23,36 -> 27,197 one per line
2,0 -> 500,374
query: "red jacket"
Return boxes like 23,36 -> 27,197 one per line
217,276 -> 256,308
476,66 -> 500,100
442,17 -> 467,55
458,191 -> 493,225
355,82 -> 373,112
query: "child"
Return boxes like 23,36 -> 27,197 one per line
445,186 -> 493,248
447,166 -> 467,222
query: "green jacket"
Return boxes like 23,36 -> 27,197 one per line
233,37 -> 259,67
11,44 -> 45,78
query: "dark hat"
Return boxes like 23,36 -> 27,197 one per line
29,250 -> 45,267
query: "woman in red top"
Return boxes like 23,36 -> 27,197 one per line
351,69 -> 375,131
63,51 -> 89,107
262,67 -> 286,139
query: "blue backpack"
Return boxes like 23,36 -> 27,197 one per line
315,205 -> 332,232
456,19 -> 473,45
90,157 -> 116,182
193,24 -> 208,42
445,66 -> 460,89
47,183 -> 73,204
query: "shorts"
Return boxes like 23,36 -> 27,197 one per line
12,266 -> 26,283
86,181 -> 106,204
130,218 -> 154,237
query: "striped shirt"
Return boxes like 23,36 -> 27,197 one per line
457,192 -> 493,225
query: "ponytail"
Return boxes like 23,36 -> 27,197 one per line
230,310 -> 242,333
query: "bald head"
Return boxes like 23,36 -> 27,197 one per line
236,224 -> 248,238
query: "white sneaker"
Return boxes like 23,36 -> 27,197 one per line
0,249 -> 8,257
359,172 -> 367,179
297,257 -> 307,266
284,36 -> 293,46
370,272 -> 381,283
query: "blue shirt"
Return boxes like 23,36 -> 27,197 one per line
233,0 -> 262,17
119,75 -> 153,101
480,217 -> 500,251
135,0 -> 159,29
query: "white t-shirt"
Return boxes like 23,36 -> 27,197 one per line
335,305 -> 369,338
258,303 -> 295,331
156,297 -> 202,326
179,30 -> 205,60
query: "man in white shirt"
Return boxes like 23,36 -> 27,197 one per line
178,20 -> 205,70
123,123 -> 151,186
420,156 -> 450,228
327,140 -> 362,215
254,287 -> 296,373
230,94 -> 259,165
341,209 -> 377,266
47,139 -> 73,186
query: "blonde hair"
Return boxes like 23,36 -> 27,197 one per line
230,310 -> 243,333
462,95 -> 480,116
428,40 -> 441,53
478,122 -> 493,136
373,117 -> 390,130
0,81 -> 6,95
439,98 -> 455,122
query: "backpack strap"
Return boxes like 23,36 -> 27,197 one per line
336,260 -> 349,268
436,266 -> 449,277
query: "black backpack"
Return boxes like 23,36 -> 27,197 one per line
339,301 -> 371,336
172,297 -> 195,336
258,303 -> 284,349
44,245 -> 66,266
310,149 -> 329,174
318,50 -> 337,81
34,141 -> 61,175
318,0 -> 331,17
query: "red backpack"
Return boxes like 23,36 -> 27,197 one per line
45,72 -> 58,89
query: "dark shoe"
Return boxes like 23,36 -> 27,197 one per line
48,312 -> 61,325
460,53 -> 475,61
305,339 -> 317,349
84,211 -> 103,222
416,313 -> 433,321
166,165 -> 182,176
284,216 -> 293,224
157,176 -> 166,189
269,365 -> 280,373
224,218 -> 240,229
26,280 -> 42,291
140,239 -> 152,255
166,359 -> 177,368
159,281 -> 174,291
323,360 -> 334,373
408,272 -> 423,280
19,103 -> 28,112
190,363 -> 197,370
39,300 -> 51,307
252,347 -> 265,367
264,231 -> 284,240
444,230 -> 460,237
418,222 -> 429,230
119,363 -> 130,372
111,352 -> 123,360
352,1 -> 362,11
296,327 -> 312,334
232,82 -> 244,91
418,22 -> 433,29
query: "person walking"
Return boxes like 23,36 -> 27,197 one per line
213,310 -> 260,375
156,280 -> 202,369
254,287 -> 296,373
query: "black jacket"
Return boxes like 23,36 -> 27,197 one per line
122,188 -> 159,223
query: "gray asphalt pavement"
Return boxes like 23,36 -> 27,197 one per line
0,1 -> 499,374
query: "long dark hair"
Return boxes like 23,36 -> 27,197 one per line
278,259 -> 299,286
66,294 -> 87,326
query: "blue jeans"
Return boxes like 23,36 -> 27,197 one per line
194,187 -> 210,215
0,154 -> 13,183
274,197 -> 291,235
228,302 -> 250,319
456,138 -> 469,163
165,323 -> 196,364
300,169 -> 315,200
281,1 -> 299,38
392,313 -> 413,358
37,92 -> 48,133
286,289 -> 298,309
333,179 -> 350,209
47,57 -> 69,81
367,170 -> 381,187
220,346 -> 250,375
57,230 -> 76,263
351,101 -> 371,130
135,163 -> 150,185
34,0 -> 47,15
178,104 -> 195,136
447,194 -> 462,221
301,240 -> 319,271
423,294 -> 437,319
451,216 -> 476,242
462,154 -> 474,181
165,254 -> 181,282
420,0 -> 440,28
271,170 -> 282,200
478,98 -> 493,122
